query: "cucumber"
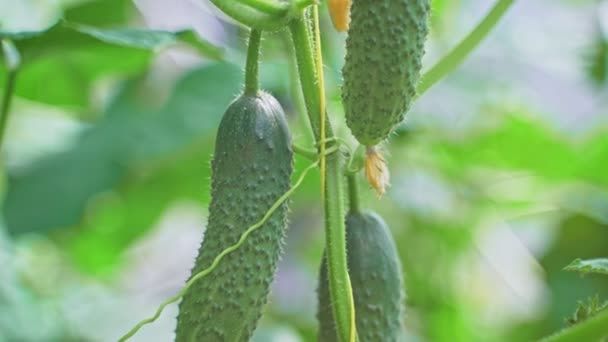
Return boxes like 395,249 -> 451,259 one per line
342,0 -> 431,147
175,92 -> 293,341
317,211 -> 405,342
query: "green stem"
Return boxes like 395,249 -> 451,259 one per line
0,39 -> 20,152
209,0 -> 285,30
289,17 -> 354,342
239,0 -> 289,15
288,18 -> 333,141
347,174 -> 360,214
417,0 -> 515,96
540,309 -> 608,342
244,29 -> 262,95
292,143 -> 318,161
208,0 -> 314,30
284,30 -> 314,144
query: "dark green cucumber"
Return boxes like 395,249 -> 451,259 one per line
342,0 -> 431,147
175,92 -> 293,341
317,211 -> 405,341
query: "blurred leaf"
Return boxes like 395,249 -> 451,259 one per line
0,21 -> 223,107
565,258 -> 608,276
0,1 -> 62,38
0,0 -> 133,39
425,114 -> 608,187
66,23 -> 223,57
583,12 -> 608,87
566,295 -> 608,327
585,34 -> 608,86
429,0 -> 460,33
0,21 -> 59,40
62,146 -> 213,274
540,215 -> 608,334
0,227 -> 66,341
63,0 -> 136,26
3,62 -> 242,236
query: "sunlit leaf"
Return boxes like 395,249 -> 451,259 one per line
420,114 -> 608,187
565,258 -> 608,276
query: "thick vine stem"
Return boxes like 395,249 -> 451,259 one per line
209,0 -> 314,30
289,16 -> 355,342
244,29 -> 262,95
288,18 -> 333,142
0,39 -> 20,152
347,173 -> 360,214
417,0 -> 515,96
540,309 -> 608,342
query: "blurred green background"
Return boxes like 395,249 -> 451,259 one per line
1,0 -> 607,341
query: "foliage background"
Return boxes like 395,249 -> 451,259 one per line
1,0 -> 607,341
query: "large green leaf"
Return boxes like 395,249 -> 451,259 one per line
1,14 -> 223,107
3,62 -> 242,236
13,22 -> 223,60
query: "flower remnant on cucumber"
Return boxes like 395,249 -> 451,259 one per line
328,0 -> 352,32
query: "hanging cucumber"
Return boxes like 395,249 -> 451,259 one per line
341,0 -> 430,196
318,211 -> 405,341
175,91 -> 293,341
342,0 -> 431,147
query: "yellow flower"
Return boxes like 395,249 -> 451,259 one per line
364,146 -> 390,197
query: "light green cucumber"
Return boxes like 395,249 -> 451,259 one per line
342,0 -> 431,147
175,92 -> 293,341
318,211 -> 405,341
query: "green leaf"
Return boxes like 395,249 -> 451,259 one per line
66,23 -> 224,58
63,0 -> 136,26
565,258 -> 608,276
3,62 -> 242,236
425,114 -> 608,187
0,2 -> 62,39
12,21 -> 223,62
585,33 -> 608,86
1,21 -> 223,107
566,295 -> 608,327
63,147 -> 213,275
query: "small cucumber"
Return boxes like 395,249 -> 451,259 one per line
317,211 -> 405,341
175,92 -> 293,341
342,0 -> 431,147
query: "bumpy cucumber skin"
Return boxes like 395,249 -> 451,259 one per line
342,0 -> 431,146
175,92 -> 293,341
318,211 -> 405,342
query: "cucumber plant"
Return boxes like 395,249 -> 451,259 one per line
3,1 -> 599,342
112,1 -> 537,341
